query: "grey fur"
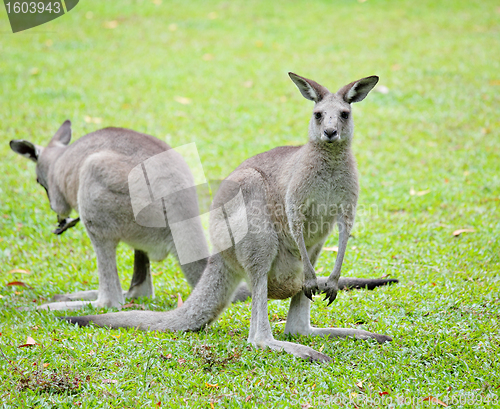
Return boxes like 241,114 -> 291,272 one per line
63,73 -> 395,362
10,122 -> 212,310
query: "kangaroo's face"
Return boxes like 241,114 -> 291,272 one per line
288,72 -> 379,146
310,94 -> 352,144
10,120 -> 72,214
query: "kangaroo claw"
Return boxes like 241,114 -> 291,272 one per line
322,286 -> 338,306
303,287 -> 315,301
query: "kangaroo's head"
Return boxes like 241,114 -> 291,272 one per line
288,73 -> 378,146
10,120 -> 72,214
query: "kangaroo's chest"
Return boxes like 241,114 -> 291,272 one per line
300,169 -> 357,241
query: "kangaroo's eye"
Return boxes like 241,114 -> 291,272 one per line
340,111 -> 349,120
36,178 -> 40,184
314,112 -> 322,120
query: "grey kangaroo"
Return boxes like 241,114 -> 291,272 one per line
10,120 -> 391,312
10,122 -> 213,310
63,73 -> 396,362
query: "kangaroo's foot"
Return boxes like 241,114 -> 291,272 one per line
250,337 -> 331,363
52,290 -> 100,302
284,291 -> 393,344
37,300 -> 98,311
52,289 -> 138,302
38,294 -> 125,311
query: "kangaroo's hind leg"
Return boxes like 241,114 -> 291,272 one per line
284,291 -> 392,343
125,250 -> 153,299
52,249 -> 152,303
285,244 -> 392,343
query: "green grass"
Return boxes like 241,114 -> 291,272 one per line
1,0 -> 499,407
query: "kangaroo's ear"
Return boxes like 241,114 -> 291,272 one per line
49,120 -> 72,146
288,72 -> 329,103
10,140 -> 43,162
338,76 -> 379,103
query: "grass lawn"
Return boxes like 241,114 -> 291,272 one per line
1,0 -> 499,407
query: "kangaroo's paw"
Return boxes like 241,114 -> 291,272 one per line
252,338 -> 331,363
302,277 -> 319,301
317,279 -> 338,306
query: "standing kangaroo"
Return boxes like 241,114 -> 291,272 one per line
63,73 -> 396,362
10,123 -> 212,310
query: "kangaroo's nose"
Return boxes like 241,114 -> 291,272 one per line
324,129 -> 338,139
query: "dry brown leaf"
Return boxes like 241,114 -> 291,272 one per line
422,396 -> 447,406
6,281 -> 31,288
245,395 -> 253,402
8,269 -> 31,274
177,293 -> 183,308
174,96 -> 191,105
168,23 -> 177,31
177,358 -> 186,364
453,228 -> 475,236
323,246 -> 338,252
489,79 -> 500,86
84,116 -> 102,124
316,267 -> 324,273
18,336 -> 38,348
205,382 -> 218,388
202,53 -> 214,61
410,187 -> 431,196
103,20 -> 119,29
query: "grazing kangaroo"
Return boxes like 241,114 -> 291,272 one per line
63,73 -> 396,362
10,122 -> 213,310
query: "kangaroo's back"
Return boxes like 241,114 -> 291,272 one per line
60,127 -> 170,172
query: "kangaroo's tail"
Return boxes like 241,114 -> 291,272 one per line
337,277 -> 398,290
61,254 -> 240,331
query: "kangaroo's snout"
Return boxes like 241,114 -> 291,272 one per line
322,128 -> 338,142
